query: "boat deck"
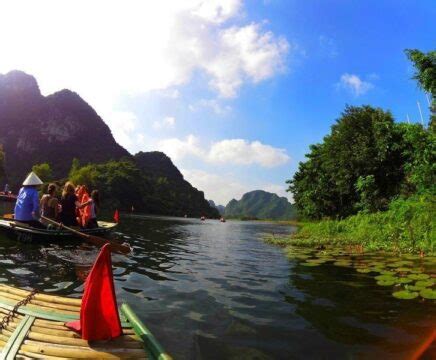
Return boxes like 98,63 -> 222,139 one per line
0,284 -> 170,359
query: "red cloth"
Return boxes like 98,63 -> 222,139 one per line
66,244 -> 122,340
114,209 -> 119,223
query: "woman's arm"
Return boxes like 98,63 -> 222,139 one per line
77,199 -> 92,209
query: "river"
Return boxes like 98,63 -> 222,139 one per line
0,211 -> 434,359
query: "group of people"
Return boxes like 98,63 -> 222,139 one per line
14,172 -> 100,229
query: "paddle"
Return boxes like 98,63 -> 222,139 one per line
40,216 -> 131,254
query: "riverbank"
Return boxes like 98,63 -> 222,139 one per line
265,194 -> 435,254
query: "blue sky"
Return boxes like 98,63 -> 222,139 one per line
0,0 -> 434,205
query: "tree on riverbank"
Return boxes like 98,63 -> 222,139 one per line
405,49 -> 435,130
288,49 -> 435,220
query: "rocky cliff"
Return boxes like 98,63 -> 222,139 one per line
0,70 -> 218,217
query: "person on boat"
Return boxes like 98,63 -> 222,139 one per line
78,190 -> 100,228
60,182 -> 81,226
40,183 -> 59,221
76,185 -> 92,227
14,172 -> 44,227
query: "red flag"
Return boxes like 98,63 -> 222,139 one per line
114,209 -> 119,223
66,244 -> 122,340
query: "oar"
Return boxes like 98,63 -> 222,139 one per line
40,215 -> 131,254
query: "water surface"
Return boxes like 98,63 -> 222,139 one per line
0,209 -> 434,359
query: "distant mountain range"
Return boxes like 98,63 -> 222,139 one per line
218,190 -> 297,220
0,70 -> 218,217
208,200 -> 225,215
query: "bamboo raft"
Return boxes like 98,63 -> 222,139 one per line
0,284 -> 171,359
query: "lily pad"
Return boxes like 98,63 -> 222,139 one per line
407,273 -> 430,281
407,285 -> 427,291
375,274 -> 396,281
409,268 -> 424,274
415,280 -> 434,288
300,262 -> 321,267
419,288 -> 436,300
396,277 -> 413,284
356,268 -> 372,273
333,261 -> 351,267
392,290 -> 419,300
306,259 -> 326,264
394,267 -> 412,273
377,280 -> 396,286
380,270 -> 395,275
387,261 -> 414,267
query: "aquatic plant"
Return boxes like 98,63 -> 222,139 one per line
392,290 -> 419,300
419,288 -> 436,300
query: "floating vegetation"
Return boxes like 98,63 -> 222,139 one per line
407,285 -> 427,291
407,273 -> 430,281
414,280 -> 434,288
375,274 -> 396,282
419,288 -> 436,300
377,279 -> 396,286
392,290 -> 419,300
396,277 -> 413,284
356,268 -> 372,273
333,261 -> 351,267
277,245 -> 435,300
300,262 -> 321,267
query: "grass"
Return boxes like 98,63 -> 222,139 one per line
265,194 -> 435,255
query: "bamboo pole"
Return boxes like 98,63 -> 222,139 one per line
40,216 -> 131,254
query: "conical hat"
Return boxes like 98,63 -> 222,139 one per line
22,172 -> 43,186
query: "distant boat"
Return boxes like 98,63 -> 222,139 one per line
220,217 -> 226,223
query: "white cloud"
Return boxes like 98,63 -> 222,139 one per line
158,135 -> 203,161
153,116 -> 176,130
338,73 -> 373,96
182,169 -> 292,205
157,135 -> 290,167
192,0 -> 242,23
208,139 -> 290,167
103,111 -> 138,149
0,1 -> 289,112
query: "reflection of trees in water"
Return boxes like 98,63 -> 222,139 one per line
286,263 -> 436,355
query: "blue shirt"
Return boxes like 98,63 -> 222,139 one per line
14,187 -> 40,221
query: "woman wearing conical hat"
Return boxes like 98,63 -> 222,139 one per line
14,172 -> 44,227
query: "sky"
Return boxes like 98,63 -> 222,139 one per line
0,0 -> 434,205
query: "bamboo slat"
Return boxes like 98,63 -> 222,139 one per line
0,285 -> 168,359
21,340 -> 147,359
0,285 -> 82,306
0,290 -> 80,313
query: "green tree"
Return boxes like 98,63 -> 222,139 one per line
69,158 -> 81,179
396,123 -> 436,194
288,106 -> 404,219
32,163 -> 53,182
405,49 -> 436,129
